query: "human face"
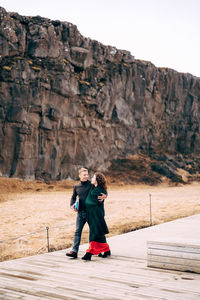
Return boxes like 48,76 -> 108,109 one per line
91,174 -> 97,186
79,170 -> 89,182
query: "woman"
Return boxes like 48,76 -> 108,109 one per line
82,172 -> 111,261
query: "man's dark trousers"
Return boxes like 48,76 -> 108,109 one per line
72,211 -> 87,253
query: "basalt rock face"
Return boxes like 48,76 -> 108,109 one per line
0,7 -> 200,181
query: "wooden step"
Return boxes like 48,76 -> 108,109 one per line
147,240 -> 200,273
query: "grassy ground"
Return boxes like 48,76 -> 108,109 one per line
1,178 -> 200,261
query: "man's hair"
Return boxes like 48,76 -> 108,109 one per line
78,167 -> 88,175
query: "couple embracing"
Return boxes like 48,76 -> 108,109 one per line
66,168 -> 110,261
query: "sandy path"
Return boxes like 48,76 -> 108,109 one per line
1,183 -> 200,261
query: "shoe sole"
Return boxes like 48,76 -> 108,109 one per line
66,255 -> 77,259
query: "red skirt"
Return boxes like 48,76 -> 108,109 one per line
86,241 -> 110,255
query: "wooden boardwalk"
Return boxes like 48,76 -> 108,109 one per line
1,249 -> 200,299
1,215 -> 200,299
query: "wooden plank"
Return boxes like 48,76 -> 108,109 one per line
0,271 -> 191,300
148,254 -> 200,267
1,253 -> 200,300
0,263 -> 197,292
0,275 -> 99,300
148,248 -> 200,260
0,265 -> 149,299
0,265 -> 146,299
0,255 -> 198,286
147,243 -> 200,254
147,240 -> 200,247
148,260 -> 200,274
0,287 -> 41,300
127,286 -> 200,300
0,256 -> 177,287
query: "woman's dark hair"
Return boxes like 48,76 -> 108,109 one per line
95,172 -> 107,191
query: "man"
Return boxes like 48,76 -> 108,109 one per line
66,167 -> 107,258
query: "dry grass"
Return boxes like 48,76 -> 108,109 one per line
0,178 -> 200,262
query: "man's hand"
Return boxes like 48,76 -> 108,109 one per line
70,205 -> 78,212
98,193 -> 107,203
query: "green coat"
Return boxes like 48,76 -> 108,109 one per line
85,186 -> 109,243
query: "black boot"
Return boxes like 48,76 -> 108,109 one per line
102,250 -> 111,258
98,253 -> 103,257
66,251 -> 77,259
82,252 -> 92,261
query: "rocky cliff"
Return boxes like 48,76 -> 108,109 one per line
0,7 -> 200,182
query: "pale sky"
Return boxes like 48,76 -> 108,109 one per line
1,0 -> 200,77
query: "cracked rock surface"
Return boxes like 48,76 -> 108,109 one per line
0,7 -> 200,181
